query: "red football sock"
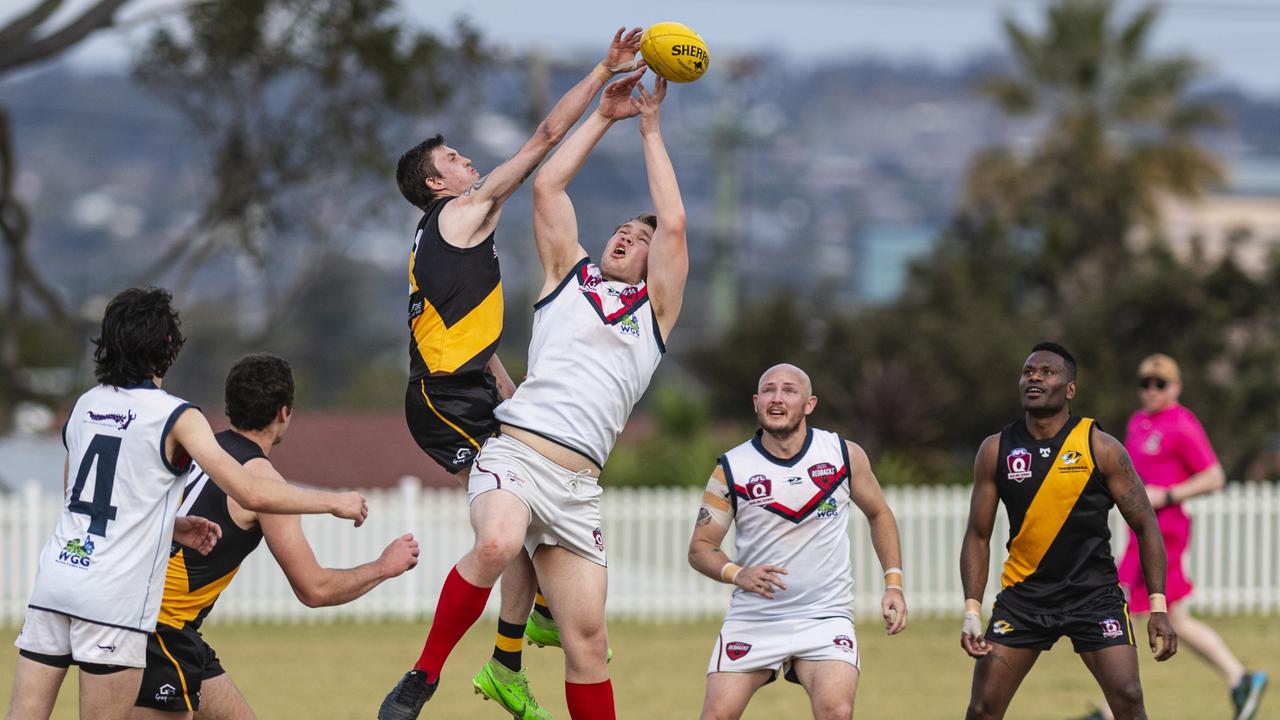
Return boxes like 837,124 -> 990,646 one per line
413,566 -> 491,682
565,679 -> 615,720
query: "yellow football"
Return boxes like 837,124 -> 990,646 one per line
640,22 -> 710,83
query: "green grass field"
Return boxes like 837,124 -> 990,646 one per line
2,616 -> 1275,718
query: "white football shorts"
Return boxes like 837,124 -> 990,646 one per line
708,616 -> 859,682
467,433 -> 607,567
15,607 -> 147,668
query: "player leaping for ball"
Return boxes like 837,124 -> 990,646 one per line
394,27 -> 644,720
379,68 -> 687,720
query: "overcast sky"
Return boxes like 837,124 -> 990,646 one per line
18,0 -> 1280,96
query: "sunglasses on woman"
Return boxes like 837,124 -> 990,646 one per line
1139,377 -> 1167,390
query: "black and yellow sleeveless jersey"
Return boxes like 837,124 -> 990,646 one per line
157,430 -> 265,631
407,197 -> 503,381
995,416 -> 1120,613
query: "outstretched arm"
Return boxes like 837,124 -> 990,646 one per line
960,434 -> 1001,658
635,77 -> 688,339
1097,431 -> 1178,661
169,409 -> 368,526
532,69 -> 647,291
244,458 -> 419,607
444,28 -> 642,247
846,441 -> 907,634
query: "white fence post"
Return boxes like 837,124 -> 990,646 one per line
2,482 -> 1277,624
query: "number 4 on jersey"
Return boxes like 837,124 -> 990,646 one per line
69,434 -> 121,537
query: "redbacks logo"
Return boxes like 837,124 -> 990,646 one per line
725,641 -> 752,661
806,462 -> 840,492
745,475 -> 773,505
832,635 -> 855,653
1006,448 -> 1033,482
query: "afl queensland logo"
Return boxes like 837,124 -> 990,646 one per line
745,474 -> 773,505
1006,448 -> 1033,482
832,635 -> 855,653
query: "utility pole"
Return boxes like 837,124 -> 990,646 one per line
708,58 -> 758,338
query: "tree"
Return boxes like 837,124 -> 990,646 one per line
694,1 -> 1280,483
0,1 -> 135,431
130,0 -> 483,351
965,0 -> 1224,295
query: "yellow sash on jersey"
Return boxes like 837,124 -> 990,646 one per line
1001,418 -> 1096,589
157,549 -> 241,628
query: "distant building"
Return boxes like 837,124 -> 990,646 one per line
1144,158 -> 1280,273
1150,193 -> 1280,272
235,411 -> 457,490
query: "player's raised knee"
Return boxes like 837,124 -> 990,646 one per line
471,535 -> 522,574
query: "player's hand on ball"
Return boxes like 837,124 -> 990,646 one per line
379,533 -> 421,577
603,26 -> 645,73
597,68 -> 646,121
636,76 -> 668,135
174,515 -> 222,556
733,564 -> 788,600
882,587 -> 907,635
333,491 -> 369,527
961,611 -> 990,658
1148,612 -> 1178,661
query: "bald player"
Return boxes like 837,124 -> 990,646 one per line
688,364 -> 908,720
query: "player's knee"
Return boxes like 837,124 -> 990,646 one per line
1108,680 -> 1144,714
966,697 -> 1000,720
813,697 -> 853,720
471,535 -> 521,574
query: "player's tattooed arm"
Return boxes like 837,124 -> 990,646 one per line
695,507 -> 713,527
688,464 -> 736,579
1100,432 -> 1168,597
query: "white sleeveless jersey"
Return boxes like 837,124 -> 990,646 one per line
495,258 -> 665,467
723,428 -> 855,622
28,382 -> 194,632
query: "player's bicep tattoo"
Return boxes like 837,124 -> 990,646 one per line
696,507 -> 713,527
1112,449 -> 1152,523
462,176 -> 488,196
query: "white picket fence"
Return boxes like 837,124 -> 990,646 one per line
2,480 -> 1278,626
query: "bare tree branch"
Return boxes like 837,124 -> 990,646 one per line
0,0 -> 130,74
0,0 -> 65,48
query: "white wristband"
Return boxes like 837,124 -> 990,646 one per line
719,562 -> 742,584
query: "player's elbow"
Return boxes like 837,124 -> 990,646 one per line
659,212 -> 687,236
229,484 -> 267,513
533,171 -> 560,196
293,584 -> 330,609
532,121 -> 563,150
687,542 -> 707,571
